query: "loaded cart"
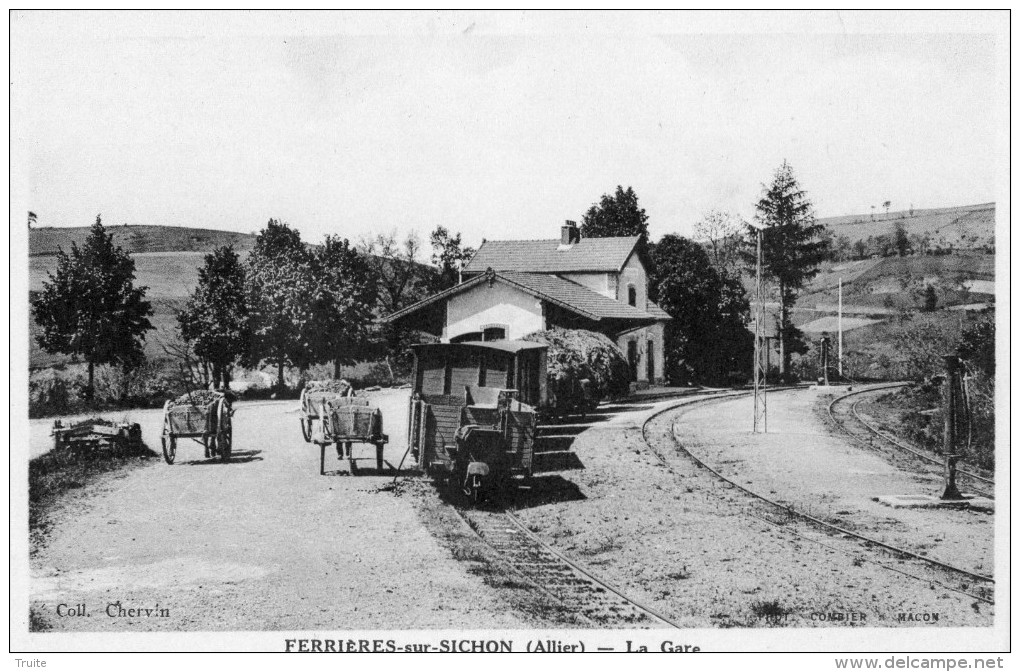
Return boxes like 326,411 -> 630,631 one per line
311,396 -> 388,475
299,379 -> 354,442
51,418 -> 142,460
161,390 -> 233,464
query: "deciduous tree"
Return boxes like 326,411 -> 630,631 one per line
245,219 -> 317,389
178,246 -> 250,388
310,236 -> 377,378
693,210 -> 744,274
580,185 -> 649,238
429,226 -> 475,291
653,235 -> 752,384
893,220 -> 910,256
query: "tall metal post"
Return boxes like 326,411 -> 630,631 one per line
753,228 -> 767,433
941,355 -> 962,500
837,278 -> 843,378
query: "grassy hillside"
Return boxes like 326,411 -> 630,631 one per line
30,250 -> 212,368
29,224 -> 258,368
798,252 -> 995,313
29,224 -> 256,257
817,202 -> 994,251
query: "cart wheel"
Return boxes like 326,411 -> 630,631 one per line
301,417 -> 312,443
162,435 -> 176,464
218,400 -> 232,462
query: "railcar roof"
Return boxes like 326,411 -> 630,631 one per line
411,340 -> 548,354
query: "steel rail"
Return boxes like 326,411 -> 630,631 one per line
827,384 -> 993,493
641,389 -> 994,603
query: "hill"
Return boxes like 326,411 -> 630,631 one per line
817,202 -> 994,252
29,224 -> 256,257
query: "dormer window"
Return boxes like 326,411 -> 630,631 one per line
628,284 -> 637,307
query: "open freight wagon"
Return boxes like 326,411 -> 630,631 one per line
406,341 -> 545,503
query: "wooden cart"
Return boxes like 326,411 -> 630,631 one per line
299,380 -> 354,442
50,419 -> 142,462
312,396 -> 388,475
160,392 -> 233,464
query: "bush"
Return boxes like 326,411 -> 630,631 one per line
523,328 -> 631,402
29,373 -> 76,417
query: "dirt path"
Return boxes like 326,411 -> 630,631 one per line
29,389 -> 536,631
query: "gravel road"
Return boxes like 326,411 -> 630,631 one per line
29,389 -> 536,631
29,386 -> 996,632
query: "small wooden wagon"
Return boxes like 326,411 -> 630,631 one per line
299,379 -> 354,442
50,419 -> 142,462
160,391 -> 233,464
311,396 -> 388,475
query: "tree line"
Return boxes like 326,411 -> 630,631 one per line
32,217 -> 473,399
34,163 -> 826,398
581,161 -> 827,384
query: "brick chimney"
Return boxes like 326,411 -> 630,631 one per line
561,220 -> 580,245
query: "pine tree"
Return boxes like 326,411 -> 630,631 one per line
178,246 -> 251,388
580,186 -> 649,238
743,161 -> 829,378
32,216 -> 154,398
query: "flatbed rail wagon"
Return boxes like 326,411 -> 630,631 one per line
406,341 -> 544,504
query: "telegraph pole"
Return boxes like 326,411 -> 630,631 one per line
941,354 -> 963,500
752,226 -> 767,433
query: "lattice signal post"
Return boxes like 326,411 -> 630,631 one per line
752,226 -> 768,433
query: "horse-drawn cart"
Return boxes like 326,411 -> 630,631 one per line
161,390 -> 233,464
311,396 -> 388,475
299,379 -> 354,442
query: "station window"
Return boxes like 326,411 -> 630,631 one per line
628,285 -> 637,307
482,325 -> 507,341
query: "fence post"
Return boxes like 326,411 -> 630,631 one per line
941,354 -> 963,500
820,338 -> 830,386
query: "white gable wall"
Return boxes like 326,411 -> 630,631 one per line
445,281 -> 544,342
558,272 -> 613,298
617,251 -> 648,310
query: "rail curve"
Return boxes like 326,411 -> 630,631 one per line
644,388 -> 994,605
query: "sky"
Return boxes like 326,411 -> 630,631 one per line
10,11 -> 1006,249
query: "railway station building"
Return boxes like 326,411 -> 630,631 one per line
384,221 -> 670,385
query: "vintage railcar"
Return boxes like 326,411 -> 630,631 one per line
406,341 -> 545,503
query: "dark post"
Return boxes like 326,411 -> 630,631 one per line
941,355 -> 962,500
820,337 -> 830,386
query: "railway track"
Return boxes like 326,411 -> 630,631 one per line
646,389 -> 994,606
446,388 -> 753,629
452,505 -> 679,628
827,385 -> 994,499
